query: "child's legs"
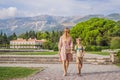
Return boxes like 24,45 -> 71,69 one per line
79,57 -> 83,74
76,57 -> 82,74
76,63 -> 80,73
76,57 -> 80,73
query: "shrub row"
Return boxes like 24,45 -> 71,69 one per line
117,51 -> 120,60
85,45 -> 110,51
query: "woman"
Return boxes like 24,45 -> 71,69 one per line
58,27 -> 73,76
74,38 -> 84,76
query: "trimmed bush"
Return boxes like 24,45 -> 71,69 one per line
117,51 -> 120,60
85,45 -> 110,51
85,45 -> 102,51
110,37 -> 120,49
53,44 -> 58,51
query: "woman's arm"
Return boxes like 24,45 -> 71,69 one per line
70,37 -> 74,53
58,37 -> 62,53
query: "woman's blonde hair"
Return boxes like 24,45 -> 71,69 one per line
62,27 -> 70,39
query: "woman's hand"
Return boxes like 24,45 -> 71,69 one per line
58,51 -> 60,54
71,50 -> 75,54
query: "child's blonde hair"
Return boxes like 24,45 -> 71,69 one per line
76,38 -> 81,41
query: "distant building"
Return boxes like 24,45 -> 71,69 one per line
10,38 -> 46,49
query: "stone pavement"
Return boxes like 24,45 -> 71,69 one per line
0,63 -> 120,80
0,53 -> 119,80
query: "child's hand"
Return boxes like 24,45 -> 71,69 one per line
82,52 -> 85,57
82,54 -> 84,57
71,50 -> 74,54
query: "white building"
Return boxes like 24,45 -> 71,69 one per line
10,38 -> 46,49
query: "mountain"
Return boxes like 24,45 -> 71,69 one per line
0,15 -> 76,35
0,13 -> 120,35
106,13 -> 120,21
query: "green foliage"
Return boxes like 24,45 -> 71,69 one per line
18,31 -> 36,39
41,41 -> 58,51
70,18 -> 119,46
8,33 -> 17,40
17,30 -> 63,50
85,45 -> 110,51
115,20 -> 120,36
87,51 -> 109,55
0,67 -> 39,80
41,41 -> 53,50
85,45 -> 102,51
117,51 -> 120,60
110,37 -> 120,49
53,43 -> 58,51
0,32 -> 10,48
0,30 -> 62,50
1,17 -> 120,51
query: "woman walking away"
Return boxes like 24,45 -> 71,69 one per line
58,28 -> 73,76
75,38 -> 84,76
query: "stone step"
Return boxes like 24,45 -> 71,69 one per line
0,57 -> 110,61
0,61 -> 112,65
0,55 -> 111,64
0,61 -> 60,64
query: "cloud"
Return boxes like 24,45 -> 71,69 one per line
0,7 -> 17,19
87,0 -> 120,15
17,0 -> 91,16
0,0 -> 120,18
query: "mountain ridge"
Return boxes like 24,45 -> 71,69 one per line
0,13 -> 120,35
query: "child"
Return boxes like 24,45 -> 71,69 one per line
74,38 -> 84,76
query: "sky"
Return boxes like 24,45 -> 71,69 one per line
0,0 -> 120,19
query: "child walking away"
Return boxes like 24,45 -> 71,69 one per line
74,38 -> 84,76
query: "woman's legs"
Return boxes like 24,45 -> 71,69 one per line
62,60 -> 67,76
66,60 -> 69,74
62,60 -> 69,76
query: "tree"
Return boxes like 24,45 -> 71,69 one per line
8,33 -> 17,41
28,31 -> 36,38
70,18 -> 119,46
41,41 -> 54,50
36,31 -> 42,40
0,32 -> 9,48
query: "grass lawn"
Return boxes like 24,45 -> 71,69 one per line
0,51 -> 58,55
87,51 -> 109,55
0,67 -> 43,80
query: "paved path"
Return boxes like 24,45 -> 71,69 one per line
0,53 -> 118,80
0,63 -> 120,80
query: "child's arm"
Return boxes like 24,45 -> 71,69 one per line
74,45 -> 77,52
82,46 -> 85,57
74,45 -> 77,51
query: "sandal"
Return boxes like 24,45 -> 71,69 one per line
63,73 -> 67,76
